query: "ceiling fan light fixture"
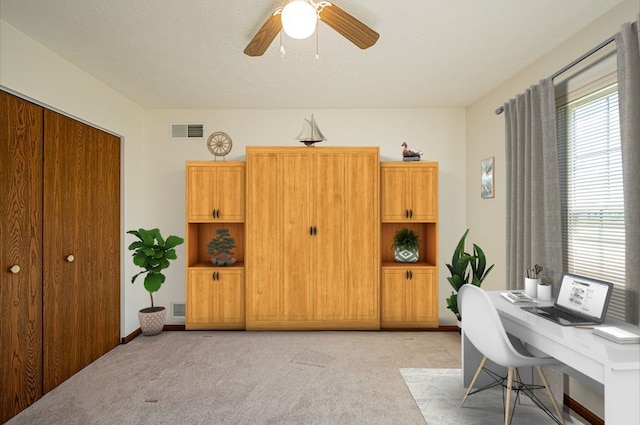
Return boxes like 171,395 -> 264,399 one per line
281,0 -> 318,40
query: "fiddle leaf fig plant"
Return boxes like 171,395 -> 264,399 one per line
127,228 -> 184,309
445,229 -> 494,321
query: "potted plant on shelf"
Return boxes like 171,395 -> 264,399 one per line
127,228 -> 184,336
393,227 -> 420,263
207,228 -> 237,266
445,229 -> 494,322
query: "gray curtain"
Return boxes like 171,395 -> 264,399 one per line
616,15 -> 640,325
505,79 -> 563,292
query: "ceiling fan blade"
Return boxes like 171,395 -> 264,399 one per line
320,3 -> 379,49
244,12 -> 282,57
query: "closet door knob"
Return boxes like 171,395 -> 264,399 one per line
66,255 -> 75,263
9,265 -> 21,274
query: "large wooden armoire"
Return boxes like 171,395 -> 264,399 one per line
245,147 -> 380,330
0,90 -> 120,422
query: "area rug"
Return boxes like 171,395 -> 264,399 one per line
400,368 -> 584,425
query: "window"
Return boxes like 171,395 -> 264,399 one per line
557,84 -> 626,320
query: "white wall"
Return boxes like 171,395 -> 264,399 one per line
1,17 -> 467,336
144,108 -> 467,325
465,0 -> 639,417
0,20 -> 148,337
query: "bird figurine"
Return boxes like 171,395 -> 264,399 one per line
401,142 -> 422,158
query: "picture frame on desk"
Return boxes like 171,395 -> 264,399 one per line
481,156 -> 494,199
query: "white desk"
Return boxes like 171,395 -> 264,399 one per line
461,291 -> 640,425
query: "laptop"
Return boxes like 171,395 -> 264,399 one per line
522,274 -> 613,326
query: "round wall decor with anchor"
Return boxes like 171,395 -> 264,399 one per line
207,131 -> 232,159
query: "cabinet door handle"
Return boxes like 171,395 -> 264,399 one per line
9,265 -> 21,274
409,209 -> 413,219
313,226 -> 317,235
212,271 -> 220,281
217,210 -> 220,219
409,270 -> 413,280
212,209 -> 216,218
405,270 -> 409,280
405,209 -> 409,219
310,226 -> 313,236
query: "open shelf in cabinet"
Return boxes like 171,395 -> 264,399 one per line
381,222 -> 437,267
187,222 -> 244,268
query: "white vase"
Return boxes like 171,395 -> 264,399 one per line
138,307 -> 166,336
394,247 -> 418,263
524,278 -> 540,298
537,284 -> 553,301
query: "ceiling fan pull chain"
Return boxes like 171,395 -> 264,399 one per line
280,31 -> 286,57
315,25 -> 320,60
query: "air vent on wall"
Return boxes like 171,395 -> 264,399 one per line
171,302 -> 185,319
171,123 -> 204,139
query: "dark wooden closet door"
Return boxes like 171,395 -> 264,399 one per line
0,91 -> 44,423
43,110 -> 120,392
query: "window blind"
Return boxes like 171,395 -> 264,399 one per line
556,84 -> 626,320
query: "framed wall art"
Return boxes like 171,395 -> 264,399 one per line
481,157 -> 494,199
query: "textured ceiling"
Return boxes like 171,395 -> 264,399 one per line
0,0 -> 626,109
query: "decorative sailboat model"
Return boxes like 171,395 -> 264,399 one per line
295,114 -> 327,147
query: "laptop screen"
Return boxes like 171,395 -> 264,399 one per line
555,274 -> 613,320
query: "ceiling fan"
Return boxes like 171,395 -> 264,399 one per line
244,0 -> 379,57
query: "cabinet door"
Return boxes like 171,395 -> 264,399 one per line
409,167 -> 437,221
381,167 -> 411,221
343,153 -> 379,320
186,269 -> 244,328
246,153 -> 281,322
214,165 -> 244,221
381,269 -> 409,322
381,164 -> 438,222
187,164 -> 244,222
280,153 -> 313,320
405,268 -> 437,323
0,91 -> 44,423
43,110 -> 120,392
381,268 -> 437,327
314,153 -> 346,320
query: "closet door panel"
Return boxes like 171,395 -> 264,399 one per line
314,154 -> 346,320
344,153 -> 379,319
85,124 -> 120,362
43,110 -> 87,391
280,153 -> 313,320
43,111 -> 120,392
0,91 -> 44,423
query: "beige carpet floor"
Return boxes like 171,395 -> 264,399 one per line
7,331 -> 462,425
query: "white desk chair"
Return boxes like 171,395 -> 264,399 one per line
458,284 -> 565,425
